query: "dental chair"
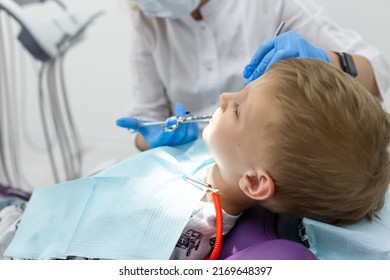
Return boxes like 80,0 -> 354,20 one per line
218,206 -> 317,260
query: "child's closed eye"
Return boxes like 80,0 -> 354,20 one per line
233,103 -> 239,117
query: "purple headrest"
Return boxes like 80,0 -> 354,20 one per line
218,206 -> 317,260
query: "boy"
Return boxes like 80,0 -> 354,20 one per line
3,58 -> 389,260
202,58 -> 390,226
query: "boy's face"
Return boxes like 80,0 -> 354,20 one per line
203,74 -> 280,184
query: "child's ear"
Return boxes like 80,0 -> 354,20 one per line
239,170 -> 275,201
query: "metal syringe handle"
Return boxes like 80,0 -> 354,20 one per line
164,115 -> 212,131
138,114 -> 212,131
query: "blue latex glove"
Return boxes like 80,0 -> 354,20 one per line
243,31 -> 330,83
116,103 -> 198,149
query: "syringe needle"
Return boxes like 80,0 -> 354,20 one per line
180,115 -> 212,124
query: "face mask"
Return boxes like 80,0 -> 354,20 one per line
134,0 -> 201,19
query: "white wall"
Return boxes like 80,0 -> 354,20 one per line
313,0 -> 390,108
62,0 -> 139,176
3,0 -> 390,189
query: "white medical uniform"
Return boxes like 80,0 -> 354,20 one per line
128,0 -> 390,121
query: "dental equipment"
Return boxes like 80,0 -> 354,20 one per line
162,114 -> 212,131
164,114 -> 212,131
184,175 -> 222,260
122,114 -> 213,132
274,20 -> 285,37
183,175 -> 218,193
0,0 -> 103,61
0,0 -> 102,190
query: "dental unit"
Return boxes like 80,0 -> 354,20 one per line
0,0 -> 102,188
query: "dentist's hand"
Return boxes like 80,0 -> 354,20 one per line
243,31 -> 330,83
116,103 -> 198,150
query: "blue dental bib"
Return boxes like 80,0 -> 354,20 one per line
5,140 -> 214,260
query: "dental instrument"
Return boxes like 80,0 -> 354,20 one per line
136,114 -> 212,132
183,175 -> 218,193
163,114 -> 212,131
274,21 -> 285,37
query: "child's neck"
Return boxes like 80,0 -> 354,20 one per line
205,164 -> 256,216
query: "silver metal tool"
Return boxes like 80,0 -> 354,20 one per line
274,21 -> 285,37
139,114 -> 212,131
184,176 -> 218,193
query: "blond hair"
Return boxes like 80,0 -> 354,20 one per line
261,58 -> 390,225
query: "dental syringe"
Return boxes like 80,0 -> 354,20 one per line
139,114 -> 212,131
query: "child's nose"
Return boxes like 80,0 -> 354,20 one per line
219,92 -> 234,111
